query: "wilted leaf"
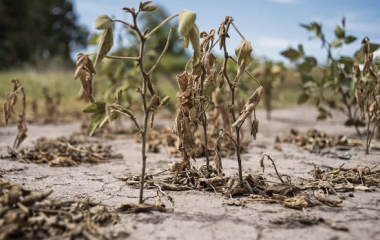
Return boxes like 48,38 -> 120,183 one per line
94,28 -> 114,66
189,25 -> 200,64
178,10 -> 196,38
95,15 -> 112,30
314,190 -> 342,206
233,40 -> 253,84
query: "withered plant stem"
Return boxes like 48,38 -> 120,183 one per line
262,154 -> 284,183
200,72 -> 210,168
228,56 -> 261,87
231,22 -> 245,40
221,19 -> 243,182
148,27 -> 175,75
145,13 -> 179,39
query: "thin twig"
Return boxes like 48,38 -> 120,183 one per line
145,13 -> 179,39
262,154 -> 284,183
148,27 -> 175,75
231,22 -> 245,40
228,56 -> 261,87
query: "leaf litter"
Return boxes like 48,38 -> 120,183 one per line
0,176 -> 128,240
1,131 -> 123,167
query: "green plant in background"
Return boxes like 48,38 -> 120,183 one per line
281,17 -> 380,134
251,60 -> 286,120
75,1 -> 199,204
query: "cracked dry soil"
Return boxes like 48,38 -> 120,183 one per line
1,107 -> 380,240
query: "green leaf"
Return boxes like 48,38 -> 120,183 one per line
330,39 -> 343,48
369,43 -> 380,53
142,5 -> 157,12
300,24 -> 312,31
344,35 -> 357,44
89,112 -> 106,136
95,15 -> 112,30
94,28 -> 114,66
280,48 -> 300,62
83,102 -> 106,113
139,1 -> 152,9
334,25 -> 345,39
297,93 -> 309,104
159,95 -> 171,107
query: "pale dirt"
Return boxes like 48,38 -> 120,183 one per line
1,107 -> 380,240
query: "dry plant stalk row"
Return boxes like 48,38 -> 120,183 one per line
75,1 -> 263,205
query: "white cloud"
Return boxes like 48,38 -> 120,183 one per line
265,0 -> 299,4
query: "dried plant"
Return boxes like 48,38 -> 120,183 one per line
170,16 -> 263,183
354,37 -> 380,154
76,2 -> 198,204
3,79 -> 28,149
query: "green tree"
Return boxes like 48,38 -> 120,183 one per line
0,0 -> 88,69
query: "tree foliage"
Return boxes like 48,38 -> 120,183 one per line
0,0 -> 88,69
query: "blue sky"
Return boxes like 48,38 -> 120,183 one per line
72,0 -> 380,63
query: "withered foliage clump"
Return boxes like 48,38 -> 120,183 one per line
3,132 -> 122,167
139,126 -> 250,160
119,156 -> 380,211
0,177 -> 126,240
354,37 -> 380,154
278,128 -> 362,152
3,79 -> 28,150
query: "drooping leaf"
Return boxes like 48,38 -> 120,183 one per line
330,39 -> 343,48
344,35 -> 357,44
189,25 -> 200,64
178,10 -> 196,38
94,28 -> 114,66
95,15 -> 113,30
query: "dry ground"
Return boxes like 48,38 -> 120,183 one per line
1,107 -> 380,240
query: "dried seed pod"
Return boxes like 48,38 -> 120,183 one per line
231,86 -> 264,131
149,94 -> 160,111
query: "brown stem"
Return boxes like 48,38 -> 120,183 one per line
366,110 -> 371,155
231,22 -> 245,40
221,18 -> 243,182
262,154 -> 284,183
200,72 -> 210,168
